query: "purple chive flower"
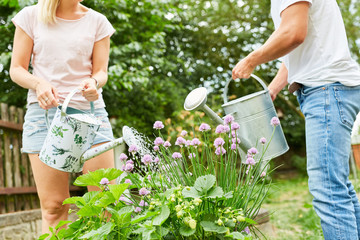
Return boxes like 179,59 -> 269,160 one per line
175,137 -> 186,147
232,137 -> 240,144
125,163 -> 134,172
181,130 -> 188,136
164,141 -> 171,148
224,115 -> 235,125
199,123 -> 211,132
231,122 -> 240,130
188,153 -> 196,159
142,154 -> 153,165
134,207 -> 142,213
260,137 -> 267,144
246,157 -> 256,165
154,145 -> 159,151
214,137 -> 225,148
119,196 -> 127,202
154,157 -> 160,163
128,144 -> 138,153
248,147 -> 258,155
185,140 -> 191,147
215,124 -> 226,134
100,178 -> 110,185
243,226 -> 250,235
154,137 -> 164,146
139,187 -> 150,196
231,130 -> 236,138
215,147 -> 226,156
126,160 -> 134,164
261,171 -> 266,177
119,153 -> 128,161
153,121 -> 164,130
172,152 -> 182,159
223,125 -> 230,133
271,117 -> 280,127
231,143 -> 237,150
191,138 -> 201,147
124,179 -> 132,185
139,200 -> 148,207
147,175 -> 152,181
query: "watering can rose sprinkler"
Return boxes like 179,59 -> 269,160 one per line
184,74 -> 289,161
39,89 -> 136,173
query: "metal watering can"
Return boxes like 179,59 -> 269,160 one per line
184,74 -> 289,161
39,89 -> 135,173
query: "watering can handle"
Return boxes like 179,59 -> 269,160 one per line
222,74 -> 268,103
44,89 -> 95,129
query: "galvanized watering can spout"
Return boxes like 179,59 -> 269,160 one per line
183,87 -> 252,152
184,74 -> 289,161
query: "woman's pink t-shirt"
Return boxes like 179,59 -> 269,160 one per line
12,5 -> 115,109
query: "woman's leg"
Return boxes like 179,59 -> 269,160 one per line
29,153 -> 70,234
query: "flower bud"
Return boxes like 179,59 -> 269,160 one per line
175,205 -> 182,212
177,210 -> 183,218
189,219 -> 197,229
237,216 -> 245,222
217,219 -> 223,226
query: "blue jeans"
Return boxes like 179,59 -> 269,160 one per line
297,82 -> 360,240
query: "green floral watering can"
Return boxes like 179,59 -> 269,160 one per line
184,74 -> 289,161
39,89 -> 129,173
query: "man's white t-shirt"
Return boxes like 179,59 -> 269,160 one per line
271,0 -> 360,87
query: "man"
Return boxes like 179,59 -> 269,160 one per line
232,1 -> 360,239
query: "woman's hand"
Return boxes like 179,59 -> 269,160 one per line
79,78 -> 99,102
36,80 -> 59,110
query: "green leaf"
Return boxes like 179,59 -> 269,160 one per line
206,186 -> 224,199
83,191 -> 99,203
225,232 -> 245,239
182,187 -> 201,199
244,218 -> 257,225
79,222 -> 114,239
153,205 -> 170,226
77,204 -> 102,217
108,183 -> 129,200
38,233 -> 50,240
55,220 -> 72,230
63,196 -> 85,206
194,175 -> 216,194
224,191 -> 234,199
179,225 -> 196,237
74,168 -> 122,187
95,192 -> 116,208
131,210 -> 158,224
200,221 -> 228,234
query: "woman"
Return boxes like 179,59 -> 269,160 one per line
9,0 -> 115,233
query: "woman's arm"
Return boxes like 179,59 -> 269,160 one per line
80,36 -> 111,102
10,26 -> 59,109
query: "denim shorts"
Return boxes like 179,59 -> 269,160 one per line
22,103 -> 114,154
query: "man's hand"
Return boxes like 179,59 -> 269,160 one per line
232,56 -> 256,80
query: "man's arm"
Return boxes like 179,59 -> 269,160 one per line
268,63 -> 288,101
232,1 -> 310,79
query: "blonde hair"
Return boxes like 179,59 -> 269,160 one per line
38,0 -> 60,24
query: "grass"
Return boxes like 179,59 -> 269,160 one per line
262,173 -> 323,240
261,170 -> 360,240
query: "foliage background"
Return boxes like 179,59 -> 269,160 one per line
1,0 -> 360,170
